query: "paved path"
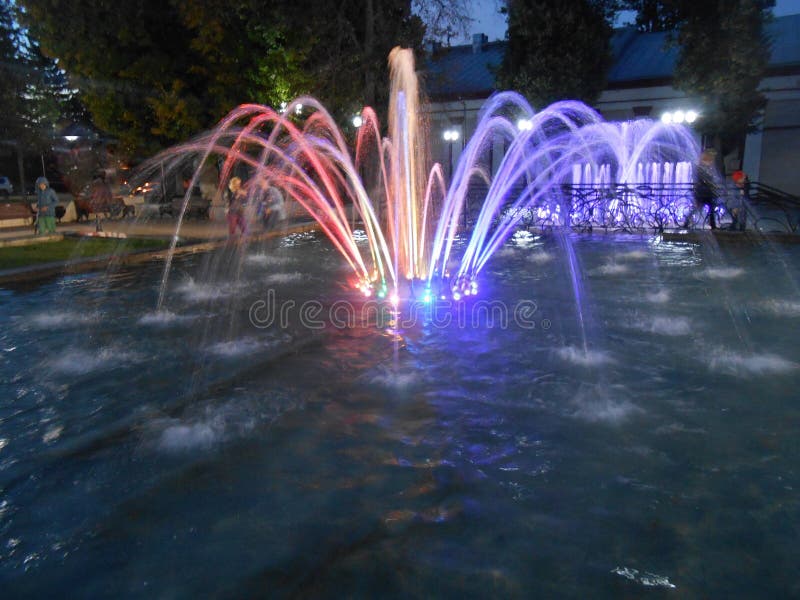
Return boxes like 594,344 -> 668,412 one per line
0,217 -> 232,242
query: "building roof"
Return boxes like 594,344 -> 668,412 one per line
423,40 -> 506,100
768,12 -> 800,70
424,13 -> 800,100
606,28 -> 676,86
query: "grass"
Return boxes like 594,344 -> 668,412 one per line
0,237 -> 168,270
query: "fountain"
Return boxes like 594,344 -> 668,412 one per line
136,47 -> 699,308
2,48 -> 798,598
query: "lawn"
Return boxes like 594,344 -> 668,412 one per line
0,237 -> 168,270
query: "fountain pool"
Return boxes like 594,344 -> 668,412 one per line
1,231 -> 798,597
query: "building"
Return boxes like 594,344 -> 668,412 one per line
423,15 -> 800,195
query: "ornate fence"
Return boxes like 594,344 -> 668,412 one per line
463,182 -> 800,234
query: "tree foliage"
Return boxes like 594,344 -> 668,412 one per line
496,0 -> 615,108
19,0 -> 311,157
0,0 -> 67,150
620,0 -> 681,32
619,0 -> 773,153
671,0 -> 773,152
18,0 -> 467,158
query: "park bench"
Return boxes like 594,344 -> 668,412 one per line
0,202 -> 34,228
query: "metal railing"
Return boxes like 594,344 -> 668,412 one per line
461,181 -> 800,234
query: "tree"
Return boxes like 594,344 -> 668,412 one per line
1,0 -> 74,191
620,0 -> 681,32
413,0 -> 473,44
496,0 -> 616,108
19,0 -> 313,158
671,0 -> 773,158
19,0 -> 473,160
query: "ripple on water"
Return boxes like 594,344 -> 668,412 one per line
611,566 -> 676,589
594,263 -> 629,276
707,348 -> 797,376
138,310 -> 198,326
698,267 -> 744,279
637,315 -> 692,336
24,311 -> 99,330
157,421 -> 218,452
264,272 -> 306,284
528,251 -> 554,264
245,254 -> 297,266
175,278 -> 246,302
148,393 -> 297,454
369,368 -> 421,389
616,249 -> 650,261
205,335 -> 288,358
495,247 -> 518,258
570,384 -> 641,424
645,289 -> 670,304
759,299 -> 800,317
556,346 -> 615,367
50,346 -> 143,376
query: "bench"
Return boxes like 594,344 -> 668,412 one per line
0,202 -> 35,228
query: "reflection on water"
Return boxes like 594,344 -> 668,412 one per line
0,232 -> 798,597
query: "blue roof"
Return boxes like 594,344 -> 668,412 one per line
607,28 -> 677,84
768,12 -> 800,68
423,41 -> 505,100
424,13 -> 800,99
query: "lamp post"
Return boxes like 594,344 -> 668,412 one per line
442,128 -> 460,180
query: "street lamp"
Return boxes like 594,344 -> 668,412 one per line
442,128 -> 460,142
442,127 -> 460,181
661,109 -> 699,125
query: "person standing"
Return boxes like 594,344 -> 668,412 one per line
263,184 -> 287,229
224,176 -> 247,237
687,149 -> 720,229
90,173 -> 113,214
35,177 -> 59,234
730,170 -> 750,231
